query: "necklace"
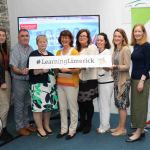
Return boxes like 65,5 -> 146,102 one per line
38,49 -> 48,56
99,48 -> 104,53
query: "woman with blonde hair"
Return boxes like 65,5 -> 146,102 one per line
28,35 -> 58,138
126,24 -> 150,142
111,28 -> 131,136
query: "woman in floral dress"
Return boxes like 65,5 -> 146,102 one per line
28,35 -> 58,138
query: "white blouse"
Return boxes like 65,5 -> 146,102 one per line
79,44 -> 99,81
97,49 -> 114,83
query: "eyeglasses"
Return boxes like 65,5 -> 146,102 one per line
79,35 -> 87,38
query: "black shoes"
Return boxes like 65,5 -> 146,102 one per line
37,130 -> 48,139
56,132 -> 76,140
127,132 -> 145,137
126,133 -> 145,142
66,133 -> 76,140
126,136 -> 142,142
76,125 -> 84,132
56,133 -> 67,139
82,126 -> 91,134
44,130 -> 53,135
0,128 -> 13,142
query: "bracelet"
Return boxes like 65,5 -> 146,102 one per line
141,76 -> 146,81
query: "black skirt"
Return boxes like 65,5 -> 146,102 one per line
78,79 -> 98,102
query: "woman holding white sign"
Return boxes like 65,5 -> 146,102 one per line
96,33 -> 114,134
56,30 -> 80,140
76,29 -> 99,134
111,28 -> 131,136
28,35 -> 58,138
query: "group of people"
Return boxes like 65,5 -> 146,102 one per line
0,24 -> 149,143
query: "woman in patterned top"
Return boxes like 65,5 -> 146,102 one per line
76,29 -> 99,134
28,35 -> 58,138
111,28 -> 131,136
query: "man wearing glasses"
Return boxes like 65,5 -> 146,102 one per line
10,29 -> 35,136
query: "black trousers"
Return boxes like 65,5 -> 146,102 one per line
78,101 -> 94,128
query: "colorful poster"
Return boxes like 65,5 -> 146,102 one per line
18,16 -> 100,54
122,0 -> 150,24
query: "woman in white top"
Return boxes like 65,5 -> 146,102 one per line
96,33 -> 114,133
76,29 -> 99,134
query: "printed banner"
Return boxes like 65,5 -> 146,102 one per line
29,55 -> 112,69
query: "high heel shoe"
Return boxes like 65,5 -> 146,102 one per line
46,131 -> 53,135
43,127 -> 53,135
37,130 -> 48,139
66,133 -> 76,140
44,129 -> 53,135
56,132 -> 67,139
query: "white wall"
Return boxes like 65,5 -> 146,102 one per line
7,0 -> 132,114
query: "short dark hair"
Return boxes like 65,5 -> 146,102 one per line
76,29 -> 91,52
96,32 -> 111,49
58,30 -> 73,47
